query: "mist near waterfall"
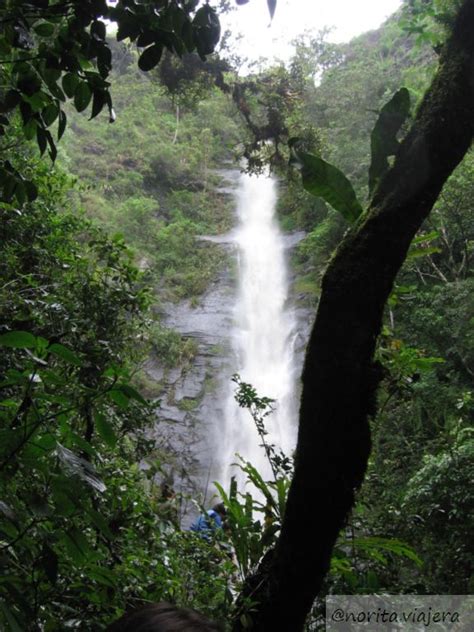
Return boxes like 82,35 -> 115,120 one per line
220,171 -> 299,486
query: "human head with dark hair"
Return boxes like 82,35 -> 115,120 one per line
212,502 -> 226,518
106,602 -> 222,632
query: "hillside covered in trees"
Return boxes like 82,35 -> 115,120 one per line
0,0 -> 472,629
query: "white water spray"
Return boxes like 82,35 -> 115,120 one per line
221,171 -> 298,484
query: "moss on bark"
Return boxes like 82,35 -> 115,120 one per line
234,2 -> 474,630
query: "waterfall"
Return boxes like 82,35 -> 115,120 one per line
220,170 -> 298,486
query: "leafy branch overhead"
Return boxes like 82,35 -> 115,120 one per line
289,88 -> 411,223
0,0 -> 221,206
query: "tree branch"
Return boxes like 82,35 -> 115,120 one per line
235,1 -> 474,629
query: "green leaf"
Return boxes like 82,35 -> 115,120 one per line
214,481 -> 230,508
368,88 -> 410,196
57,109 -> 67,140
86,565 -> 117,588
60,528 -> 91,565
42,67 -> 61,85
70,433 -> 97,457
138,44 -> 163,71
45,80 -> 66,103
0,603 -> 23,632
23,117 -> 37,140
74,81 -> 92,113
42,103 -> 59,127
407,246 -> 441,260
411,230 -> 439,245
89,89 -> 105,120
42,133 -> 58,169
193,6 -> 221,57
94,412 -> 117,448
45,130 -> 58,162
36,126 -> 47,155
0,399 -> 17,408
24,91 -> 46,113
33,22 -> 55,37
293,149 -> 363,223
119,384 -> 148,406
48,343 -> 82,366
87,509 -> 114,540
62,72 -> 79,98
0,331 -> 36,348
108,389 -> 129,409
51,478 -> 77,516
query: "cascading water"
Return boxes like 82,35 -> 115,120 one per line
221,170 -> 298,485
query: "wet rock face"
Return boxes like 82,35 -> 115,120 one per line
145,262 -> 237,496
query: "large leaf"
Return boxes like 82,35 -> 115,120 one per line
193,5 -> 221,58
87,508 -> 114,540
94,412 -> 117,448
51,476 -> 78,516
119,383 -> 148,406
42,103 -> 59,127
138,44 -> 163,71
74,81 -> 92,113
0,603 -> 23,632
57,110 -> 67,140
60,527 -> 92,565
107,388 -> 129,409
62,72 -> 79,98
48,343 -> 82,366
293,149 -> 363,223
368,88 -> 411,196
86,564 -> 117,588
0,331 -> 36,348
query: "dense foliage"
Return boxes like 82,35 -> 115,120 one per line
0,139 -> 238,630
0,0 -> 472,628
0,0 -> 222,204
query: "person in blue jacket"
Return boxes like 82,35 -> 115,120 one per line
190,502 -> 226,539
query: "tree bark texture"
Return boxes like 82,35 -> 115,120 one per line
234,2 -> 474,630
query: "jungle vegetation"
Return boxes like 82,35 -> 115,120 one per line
0,0 -> 472,630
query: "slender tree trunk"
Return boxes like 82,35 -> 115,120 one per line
173,104 -> 180,144
234,2 -> 474,630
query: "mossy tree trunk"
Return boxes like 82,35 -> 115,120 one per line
234,2 -> 474,630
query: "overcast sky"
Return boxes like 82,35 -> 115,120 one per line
221,0 -> 403,63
